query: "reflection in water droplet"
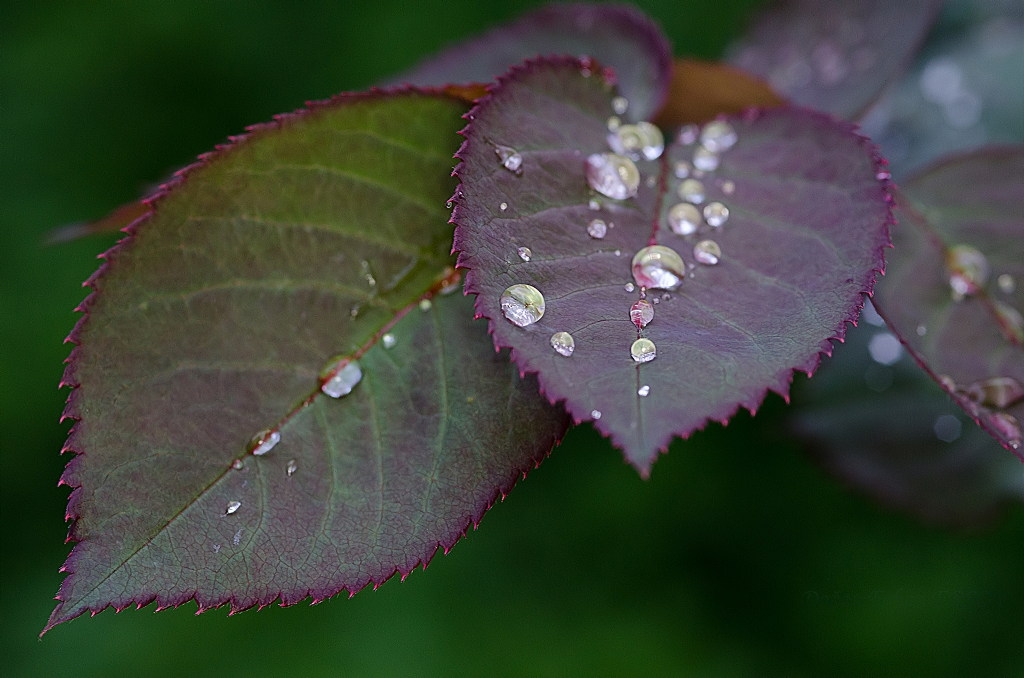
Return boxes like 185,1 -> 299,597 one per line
990,412 -> 1022,449
693,147 -> 719,171
946,245 -> 989,299
693,240 -> 722,265
679,179 -> 705,204
668,203 -> 701,235
587,219 -> 608,239
591,410 -> 602,420
589,199 -> 601,211
965,377 -> 1024,409
721,180 -> 735,195
630,299 -> 654,329
638,385 -> 650,397
608,123 -> 664,161
382,333 -> 397,349
934,414 -> 962,443
624,283 -> 635,292
500,202 -> 508,211
703,202 -> 729,227
631,338 -> 657,363
607,115 -> 621,131
632,246 -> 685,290
612,96 -> 629,115
700,121 -> 737,153
550,331 -> 575,357
321,359 -> 363,398
286,459 -> 297,477
997,274 -> 1015,294
226,501 -> 241,515
500,284 -> 545,327
248,429 -> 280,456
994,301 -> 1024,343
517,246 -> 532,262
868,333 -> 903,365
419,299 -> 432,312
678,124 -> 699,145
674,161 -> 690,179
586,153 -> 640,200
494,144 -> 523,174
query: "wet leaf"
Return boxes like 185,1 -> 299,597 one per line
652,59 -> 786,129
452,58 -> 892,472
873,147 -> 1024,457
727,0 -> 943,120
389,3 -> 672,122
47,90 -> 568,632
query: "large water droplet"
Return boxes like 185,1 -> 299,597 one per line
630,299 -> 654,329
226,501 -> 241,515
668,203 -> 701,235
678,179 -> 705,204
946,245 -> 989,299
631,338 -> 657,363
693,240 -> 722,265
495,144 -> 523,175
965,377 -> 1024,409
286,459 -> 298,477
997,274 -> 1016,294
632,245 -> 686,290
990,412 -> 1022,449
868,332 -> 903,365
607,122 -> 664,161
248,429 -> 280,456
638,384 -> 650,397
587,219 -> 608,239
693,147 -> 720,171
703,202 -> 729,227
382,333 -> 397,349
321,359 -> 363,398
700,120 -> 738,153
586,153 -> 640,200
612,96 -> 629,115
500,284 -> 545,327
550,331 -> 575,357
994,301 -> 1023,343
517,246 -> 532,262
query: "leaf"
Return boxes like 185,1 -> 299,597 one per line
388,2 -> 672,122
872,147 -> 1024,458
47,90 -> 568,632
451,58 -> 892,472
727,0 -> 943,120
651,59 -> 786,129
791,300 -> 1024,527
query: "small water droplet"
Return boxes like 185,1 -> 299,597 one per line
591,409 -> 602,420
693,240 -> 721,265
607,123 -> 664,161
517,246 -> 532,262
868,332 -> 903,365
286,459 -> 298,476
321,359 -> 363,398
700,121 -> 737,153
607,115 -> 621,131
646,176 -> 657,188
232,459 -> 243,470
226,501 -> 241,515
916,324 -> 927,336
678,124 -> 699,145
965,377 -> 1024,409
500,202 -> 508,211
678,179 -> 705,204
668,203 -> 701,235
612,95 -> 629,115
585,153 -> 640,200
624,282 -> 635,292
990,411 -> 1022,448
614,249 -> 621,257
382,333 -> 397,349
933,414 -> 962,442
703,202 -> 729,228
419,299 -> 433,312
938,374 -> 956,391
446,199 -> 454,209
674,161 -> 690,179
500,284 -> 545,327
494,144 -> 523,175
693,147 -> 720,171
876,170 -> 891,181
946,245 -> 989,299
588,199 -> 601,211
630,299 -> 655,329
248,429 -> 280,456
994,301 -> 1024,343
632,245 -> 686,290
638,385 -> 650,397
631,338 -> 657,363
550,331 -> 575,357
721,180 -> 735,195
997,273 -> 1016,294
587,219 -> 608,239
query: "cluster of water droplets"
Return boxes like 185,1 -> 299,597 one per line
939,373 -> 1024,450
943,246 -> 1023,344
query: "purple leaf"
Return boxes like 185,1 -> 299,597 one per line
452,58 -> 893,473
727,0 -> 943,120
389,3 -> 672,122
46,90 -> 568,633
873,146 -> 1024,458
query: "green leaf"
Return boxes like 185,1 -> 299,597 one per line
47,90 -> 568,632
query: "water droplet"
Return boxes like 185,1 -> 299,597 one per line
693,240 -> 722,265
419,299 -> 433,312
674,161 -> 690,179
646,176 -> 656,188
588,199 -> 601,211
607,122 -> 664,161
630,299 -> 655,328
286,459 -> 298,476
226,501 -> 241,515
500,202 -> 508,211
678,179 -> 705,204
624,283 -> 635,292
585,153 -> 640,200
876,171 -> 891,181
635,122 -> 664,160
587,219 -> 608,239
933,414 -> 962,442
232,459 -> 243,470
703,202 -> 729,228
631,338 -> 657,363
494,144 -> 523,175
321,359 -> 363,398
997,274 -> 1016,294
965,377 -> 1024,409
550,331 -> 575,357
678,124 -> 699,145
700,121 -> 737,153
693,147 -> 720,171
382,333 -> 397,349
500,284 -> 545,327
668,203 -> 701,235
868,332 -> 903,365
591,409 -> 602,420
721,180 -> 735,195
916,324 -> 927,336
517,246 -> 532,262
632,245 -> 685,290
612,96 -> 629,115
938,374 -> 956,391
638,385 -> 650,397
614,249 -> 621,257
946,245 -> 989,299
248,429 -> 280,456
990,411 -> 1022,449
994,301 -> 1024,343
607,115 -> 621,131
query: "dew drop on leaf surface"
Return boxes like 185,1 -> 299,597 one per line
703,202 -> 729,227
678,124 -> 699,145
721,180 -> 735,195
247,428 -> 280,456
638,384 -> 650,397
674,161 -> 690,179
668,203 -> 701,235
225,501 -> 241,515
320,360 -> 363,398
946,244 -> 989,299
587,219 -> 608,239
990,412 -> 1022,449
997,273 -> 1015,294
994,302 -> 1023,343
382,333 -> 397,349
585,153 -> 640,200
693,240 -> 722,266
550,331 -> 575,357
693,146 -> 720,171
964,377 -> 1024,409
632,245 -> 685,290
612,95 -> 628,115
500,284 -> 545,327
700,120 -> 738,153
419,299 -> 432,312
630,299 -> 655,329
679,179 -> 705,204
591,410 -> 602,420
631,338 -> 657,363
286,459 -> 298,477
494,144 -> 523,175
517,246 -> 532,262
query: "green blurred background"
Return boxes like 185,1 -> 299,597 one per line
2,1 -> 1021,675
